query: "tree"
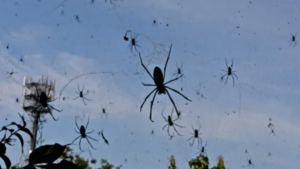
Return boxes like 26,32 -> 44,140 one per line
188,154 -> 226,169
168,155 -> 177,169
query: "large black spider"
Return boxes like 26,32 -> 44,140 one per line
72,116 -> 98,151
221,59 -> 238,86
30,81 -> 62,121
73,84 -> 91,105
162,108 -> 184,137
288,33 -> 297,47
187,124 -> 202,147
139,44 -> 191,122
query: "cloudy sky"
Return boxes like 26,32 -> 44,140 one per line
0,0 -> 300,168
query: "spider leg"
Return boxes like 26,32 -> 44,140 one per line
225,59 -> 228,68
85,116 -> 90,129
167,126 -> 171,137
225,75 -> 229,85
83,91 -> 89,95
77,84 -> 80,92
162,124 -> 168,130
82,97 -> 87,105
48,104 -> 63,112
139,53 -> 154,80
149,90 -> 158,122
75,116 -> 80,130
187,136 -> 194,141
86,130 -> 94,134
232,75 -> 235,86
164,75 -> 182,85
231,58 -> 234,67
140,88 -> 157,111
172,125 -> 182,136
74,128 -> 80,134
142,83 -> 156,86
73,96 -> 80,100
87,135 -> 99,141
82,85 -> 85,91
192,124 -> 195,131
165,86 -> 191,101
83,96 -> 92,101
47,106 -> 59,121
165,90 -> 180,117
161,109 -> 168,121
85,137 -> 97,150
191,137 -> 195,146
71,135 -> 81,144
174,123 -> 184,128
163,44 -> 172,81
105,113 -> 108,119
79,138 -> 84,152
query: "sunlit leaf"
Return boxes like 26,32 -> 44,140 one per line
0,154 -> 11,169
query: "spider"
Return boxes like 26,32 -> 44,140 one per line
99,106 -> 108,119
72,116 -> 98,151
60,10 -> 64,15
123,30 -> 130,41
270,129 -> 275,136
90,0 -> 95,4
169,132 -> 175,140
73,84 -> 92,105
187,124 -> 202,147
247,158 -> 255,169
19,55 -> 24,64
100,130 -> 109,145
196,142 -> 208,156
75,15 -> 80,23
30,81 -> 62,121
128,33 -> 140,52
288,33 -> 297,46
267,122 -> 274,128
6,44 -> 9,49
220,58 -> 238,86
162,108 -> 185,137
150,129 -> 154,136
173,63 -> 185,81
152,19 -> 157,27
139,44 -> 191,122
5,68 -> 17,78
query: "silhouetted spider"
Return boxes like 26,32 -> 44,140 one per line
129,33 -> 140,52
123,30 -> 130,41
162,108 -> 185,137
150,129 -> 154,136
60,10 -> 64,15
19,56 -> 24,64
153,20 -> 157,26
100,130 -> 109,145
247,158 -> 255,169
196,142 -> 208,156
270,129 -> 275,136
90,0 -> 95,4
139,44 -> 191,122
6,44 -> 9,49
73,84 -> 91,105
288,33 -> 297,46
72,116 -> 98,151
100,106 -> 108,119
5,68 -> 17,78
187,124 -> 202,147
31,81 -> 62,121
221,59 -> 238,86
173,63 -> 185,81
75,15 -> 80,23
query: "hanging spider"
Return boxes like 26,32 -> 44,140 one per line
139,44 -> 191,122
99,106 -> 108,119
128,34 -> 140,52
100,130 -> 109,145
123,30 -> 130,41
220,58 -> 238,86
73,84 -> 92,105
169,132 -> 175,140
162,108 -> 185,137
72,116 -> 98,151
150,129 -> 154,136
187,124 -> 202,147
6,44 -> 9,49
267,122 -> 274,128
288,33 -> 297,46
30,81 -> 62,121
90,0 -> 95,4
5,68 -> 17,78
152,19 -> 157,26
270,129 -> 275,136
173,63 -> 185,81
196,142 -> 208,156
19,55 -> 24,64
75,15 -> 80,23
247,158 -> 255,169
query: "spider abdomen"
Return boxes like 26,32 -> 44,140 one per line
153,67 -> 164,85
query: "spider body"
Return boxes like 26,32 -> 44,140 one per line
221,59 -> 238,86
139,44 -> 191,122
187,124 -> 202,147
72,116 -> 98,151
73,84 -> 91,105
197,142 -> 208,156
75,15 -> 80,23
162,109 -> 184,137
247,158 -> 255,169
153,20 -> 157,26
288,33 -> 297,46
100,107 -> 108,119
129,35 -> 140,52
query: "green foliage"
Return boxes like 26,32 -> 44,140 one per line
168,155 -> 177,169
189,154 -> 209,169
211,156 -> 225,169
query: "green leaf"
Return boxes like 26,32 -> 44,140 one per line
13,133 -> 24,153
18,113 -> 27,127
0,154 -> 11,169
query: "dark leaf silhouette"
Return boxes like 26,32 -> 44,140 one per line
18,113 -> 27,127
0,154 -> 11,169
12,133 -> 24,153
18,125 -> 34,140
28,143 -> 71,165
0,143 -> 6,156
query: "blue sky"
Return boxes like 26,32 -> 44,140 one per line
0,0 -> 300,168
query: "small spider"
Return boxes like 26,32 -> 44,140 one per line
268,122 -> 274,128
123,30 -> 130,41
129,33 -> 140,52
150,129 -> 154,136
60,10 -> 64,15
152,20 -> 157,26
173,63 -> 185,81
19,56 -> 24,64
100,130 -> 109,145
75,15 -> 80,23
91,0 -> 95,4
72,116 -> 98,151
29,81 -> 62,121
99,106 -> 108,119
139,44 -> 191,122
221,58 -> 238,86
5,68 -> 17,78
268,152 -> 271,157
187,124 -> 202,147
196,142 -> 208,156
245,149 -> 248,154
6,44 -> 9,49
73,84 -> 92,105
288,33 -> 297,46
169,132 -> 175,140
247,158 -> 255,169
162,108 -> 185,137
270,129 -> 275,136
